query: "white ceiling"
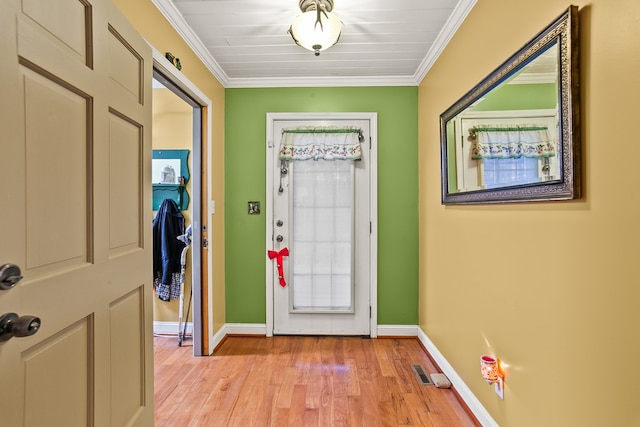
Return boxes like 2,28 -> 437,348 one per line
152,0 -> 477,88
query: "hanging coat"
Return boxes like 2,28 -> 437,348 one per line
152,199 -> 186,301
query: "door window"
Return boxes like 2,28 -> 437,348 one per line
291,159 -> 354,312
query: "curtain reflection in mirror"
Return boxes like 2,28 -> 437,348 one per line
470,125 -> 556,188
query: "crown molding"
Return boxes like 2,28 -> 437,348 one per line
152,0 -> 476,88
225,74 -> 420,89
414,0 -> 478,84
151,0 -> 229,86
509,72 -> 557,85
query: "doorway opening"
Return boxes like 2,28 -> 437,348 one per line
151,50 -> 211,356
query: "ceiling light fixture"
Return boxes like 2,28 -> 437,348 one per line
288,0 -> 342,56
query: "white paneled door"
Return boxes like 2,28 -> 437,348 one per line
267,114 -> 377,336
0,0 -> 153,425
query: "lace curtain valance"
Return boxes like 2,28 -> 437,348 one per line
279,126 -> 363,161
470,125 -> 556,160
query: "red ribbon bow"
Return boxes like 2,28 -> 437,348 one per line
267,247 -> 289,287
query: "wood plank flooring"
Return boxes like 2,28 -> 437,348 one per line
154,335 -> 479,427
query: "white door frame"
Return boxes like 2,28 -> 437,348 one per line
152,48 -> 216,355
265,112 -> 378,337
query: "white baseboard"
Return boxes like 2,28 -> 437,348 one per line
222,323 -> 268,335
417,328 -> 498,427
214,323 -> 418,338
206,324 -> 266,354
377,325 -> 419,337
153,321 -> 193,335
209,324 -> 227,353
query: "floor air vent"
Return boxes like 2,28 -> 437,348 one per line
411,364 -> 434,385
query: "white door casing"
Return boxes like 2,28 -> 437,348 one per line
152,49 -> 214,355
266,113 -> 378,337
0,0 -> 153,425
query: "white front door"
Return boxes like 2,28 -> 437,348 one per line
0,1 -> 153,425
267,114 -> 377,336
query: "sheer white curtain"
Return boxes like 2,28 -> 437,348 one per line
280,126 -> 362,311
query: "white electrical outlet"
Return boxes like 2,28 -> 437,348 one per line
494,378 -> 504,399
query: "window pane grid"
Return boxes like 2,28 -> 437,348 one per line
290,160 -> 353,311
483,157 -> 539,188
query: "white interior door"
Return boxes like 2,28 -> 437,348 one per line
0,1 -> 153,425
267,115 -> 376,336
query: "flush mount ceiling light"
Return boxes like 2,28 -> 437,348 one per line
288,0 -> 342,56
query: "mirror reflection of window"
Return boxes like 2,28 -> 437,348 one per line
471,122 -> 558,189
449,44 -> 562,193
448,42 -> 561,192
483,157 -> 539,188
439,6 -> 580,204
455,114 -> 559,192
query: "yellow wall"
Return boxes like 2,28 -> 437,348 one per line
419,1 -> 640,426
113,0 -> 226,335
151,88 -> 193,323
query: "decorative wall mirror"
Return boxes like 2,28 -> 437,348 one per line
440,6 -> 580,204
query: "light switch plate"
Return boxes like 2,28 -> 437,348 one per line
248,201 -> 260,214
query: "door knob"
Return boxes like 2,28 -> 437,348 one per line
0,264 -> 23,290
0,313 -> 41,342
276,235 -> 284,242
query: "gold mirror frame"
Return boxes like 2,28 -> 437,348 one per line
440,6 -> 580,204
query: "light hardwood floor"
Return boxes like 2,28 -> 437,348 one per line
154,335 -> 480,426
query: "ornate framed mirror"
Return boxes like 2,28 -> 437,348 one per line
440,6 -> 580,204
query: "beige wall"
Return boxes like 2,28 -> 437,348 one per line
419,0 -> 640,426
113,0 -> 226,335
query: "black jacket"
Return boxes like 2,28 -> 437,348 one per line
152,199 -> 185,300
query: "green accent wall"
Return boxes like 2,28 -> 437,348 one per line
225,87 -> 418,325
471,83 -> 557,111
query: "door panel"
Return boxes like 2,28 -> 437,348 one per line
23,317 -> 92,427
23,67 -> 90,272
20,0 -> 92,67
0,0 -> 153,425
107,26 -> 144,103
109,112 -> 143,253
270,118 -> 371,335
110,288 -> 145,426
